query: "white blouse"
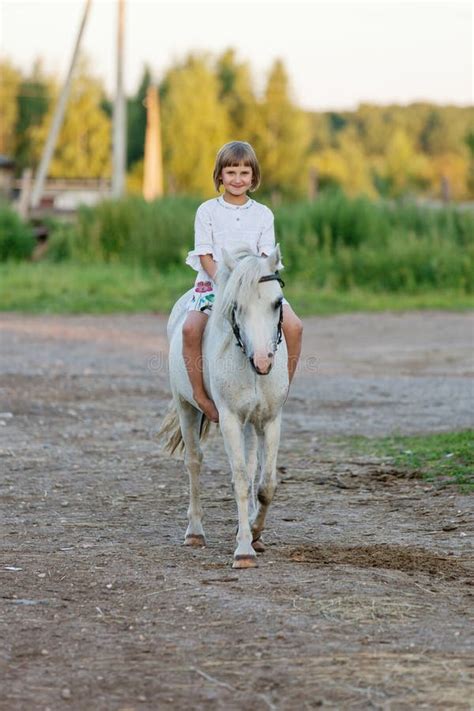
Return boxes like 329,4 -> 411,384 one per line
186,196 -> 276,278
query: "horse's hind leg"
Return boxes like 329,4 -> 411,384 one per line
178,400 -> 206,547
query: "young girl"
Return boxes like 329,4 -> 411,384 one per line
182,140 -> 303,423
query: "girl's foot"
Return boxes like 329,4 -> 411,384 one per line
194,393 -> 219,423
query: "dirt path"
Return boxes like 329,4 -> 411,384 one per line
1,312 -> 473,710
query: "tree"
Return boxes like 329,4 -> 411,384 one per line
0,59 -> 22,156
307,112 -> 332,153
161,54 -> 230,195
216,49 -> 257,138
30,58 -> 111,178
310,130 -> 375,197
255,59 -> 311,200
419,108 -> 469,156
430,153 -> 470,200
309,148 -> 348,192
336,130 -> 376,197
465,129 -> 474,196
383,128 -> 430,197
127,65 -> 152,169
14,59 -> 51,172
353,104 -> 393,155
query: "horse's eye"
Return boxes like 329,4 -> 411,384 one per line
273,299 -> 283,310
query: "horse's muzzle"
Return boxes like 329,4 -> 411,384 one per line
250,358 -> 273,376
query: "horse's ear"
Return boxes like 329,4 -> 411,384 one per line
221,248 -> 237,271
266,244 -> 283,272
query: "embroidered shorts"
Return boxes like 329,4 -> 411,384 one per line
188,280 -> 216,313
187,280 -> 289,314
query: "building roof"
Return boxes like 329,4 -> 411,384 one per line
0,155 -> 15,168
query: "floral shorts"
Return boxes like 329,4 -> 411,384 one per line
188,280 -> 216,314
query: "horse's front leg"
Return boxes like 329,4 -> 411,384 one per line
220,410 -> 257,569
251,415 -> 281,543
244,423 -> 258,517
244,424 -> 266,553
177,401 -> 206,547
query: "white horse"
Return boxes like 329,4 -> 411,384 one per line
159,245 -> 288,569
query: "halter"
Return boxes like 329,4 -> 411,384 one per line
230,272 -> 285,364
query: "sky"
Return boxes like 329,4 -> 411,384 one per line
0,0 -> 472,111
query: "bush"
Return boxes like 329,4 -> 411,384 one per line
68,195 -> 200,267
0,205 -> 36,261
275,191 -> 474,292
45,222 -> 77,262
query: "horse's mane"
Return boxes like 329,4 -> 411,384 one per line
213,247 -> 266,324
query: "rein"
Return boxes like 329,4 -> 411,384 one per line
230,272 -> 285,362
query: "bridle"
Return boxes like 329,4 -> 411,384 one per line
230,272 -> 285,366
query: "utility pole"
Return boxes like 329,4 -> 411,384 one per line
30,0 -> 92,209
143,85 -> 163,201
112,0 -> 126,198
17,168 -> 33,219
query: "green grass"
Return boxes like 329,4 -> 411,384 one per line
0,263 -> 192,314
348,431 -> 474,492
2,194 -> 473,307
1,262 -> 473,315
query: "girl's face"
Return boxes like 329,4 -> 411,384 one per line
220,163 -> 253,196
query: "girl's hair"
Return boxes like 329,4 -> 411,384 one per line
213,141 -> 261,192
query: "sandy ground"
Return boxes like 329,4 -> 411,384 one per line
0,311 -> 473,710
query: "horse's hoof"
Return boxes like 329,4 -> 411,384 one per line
252,538 -> 265,553
184,534 -> 206,547
232,555 -> 258,569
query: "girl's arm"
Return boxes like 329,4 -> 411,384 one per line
186,204 -> 216,273
200,254 -> 217,280
257,206 -> 276,257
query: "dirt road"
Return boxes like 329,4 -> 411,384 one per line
1,311 -> 473,709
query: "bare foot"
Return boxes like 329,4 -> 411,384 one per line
194,393 -> 219,423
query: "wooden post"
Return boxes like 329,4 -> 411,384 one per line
441,175 -> 451,203
30,0 -> 92,208
112,0 -> 126,198
17,168 -> 33,219
143,85 -> 163,201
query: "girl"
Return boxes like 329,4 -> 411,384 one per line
182,141 -> 303,423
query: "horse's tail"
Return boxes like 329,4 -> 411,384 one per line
157,402 -> 213,458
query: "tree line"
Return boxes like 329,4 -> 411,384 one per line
1,50 -> 473,201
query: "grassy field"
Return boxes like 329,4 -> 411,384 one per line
1,192 -> 472,315
347,431 -> 474,492
1,262 -> 474,315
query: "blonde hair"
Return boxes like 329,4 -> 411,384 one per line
213,141 -> 261,192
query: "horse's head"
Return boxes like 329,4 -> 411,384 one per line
218,245 -> 285,375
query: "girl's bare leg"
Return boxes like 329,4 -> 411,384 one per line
281,305 -> 303,384
182,311 -> 219,423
